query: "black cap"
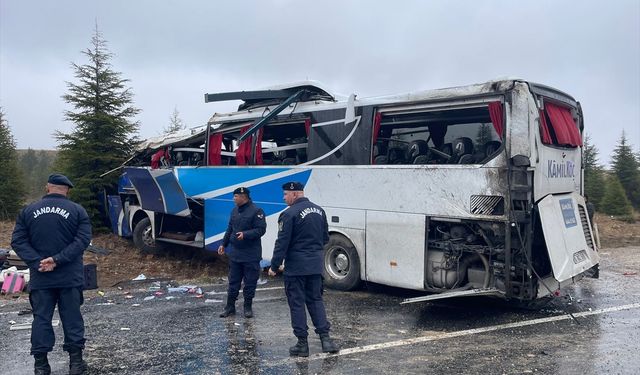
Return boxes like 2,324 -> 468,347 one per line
282,181 -> 304,191
48,173 -> 74,188
233,186 -> 250,195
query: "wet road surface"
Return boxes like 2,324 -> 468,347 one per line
1,246 -> 639,374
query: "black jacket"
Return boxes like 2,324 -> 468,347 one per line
270,197 -> 329,276
11,194 -> 92,290
222,200 -> 267,263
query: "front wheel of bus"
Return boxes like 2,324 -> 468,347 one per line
133,217 -> 163,255
324,234 -> 361,291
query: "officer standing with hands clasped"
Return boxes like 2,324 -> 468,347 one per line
218,187 -> 267,318
11,174 -> 92,375
268,181 -> 339,357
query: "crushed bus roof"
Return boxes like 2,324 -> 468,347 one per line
206,78 -> 573,126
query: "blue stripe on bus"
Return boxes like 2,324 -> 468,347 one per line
203,169 -> 312,245
176,167 -> 294,197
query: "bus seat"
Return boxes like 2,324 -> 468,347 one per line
453,137 -> 474,156
431,143 -> 453,163
374,155 -> 388,165
387,147 -> 405,164
484,140 -> 502,158
458,154 -> 475,164
282,158 -> 297,165
407,140 -> 429,163
413,155 -> 430,164
191,153 -> 203,166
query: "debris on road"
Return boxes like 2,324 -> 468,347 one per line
9,319 -> 59,331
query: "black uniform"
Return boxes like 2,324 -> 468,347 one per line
222,200 -> 267,302
11,193 -> 92,355
270,197 -> 331,338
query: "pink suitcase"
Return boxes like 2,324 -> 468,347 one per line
1,272 -> 26,294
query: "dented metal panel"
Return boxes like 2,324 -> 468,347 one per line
365,211 -> 426,289
537,192 -> 599,282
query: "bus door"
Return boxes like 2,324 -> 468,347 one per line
124,167 -> 191,217
365,211 -> 426,289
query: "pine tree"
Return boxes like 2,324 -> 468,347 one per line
600,175 -> 633,216
475,123 -> 493,146
0,108 -> 26,220
19,148 -> 39,201
55,26 -> 140,229
610,131 -> 640,210
583,134 -> 606,208
164,106 -> 186,133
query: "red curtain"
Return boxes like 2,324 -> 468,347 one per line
207,133 -> 223,166
235,126 -> 251,165
254,128 -> 263,165
235,126 -> 264,165
304,118 -> 311,137
372,112 -> 382,144
539,110 -> 553,145
150,148 -> 170,169
488,102 -> 504,139
545,102 -> 582,146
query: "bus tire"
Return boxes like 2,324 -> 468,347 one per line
132,217 -> 163,255
323,234 -> 361,291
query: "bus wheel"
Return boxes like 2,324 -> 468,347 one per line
323,234 -> 361,291
132,218 -> 163,255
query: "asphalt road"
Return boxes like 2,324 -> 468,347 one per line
1,246 -> 639,375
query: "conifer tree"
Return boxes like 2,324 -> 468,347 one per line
583,134 -> 606,208
0,108 -> 26,220
600,175 -> 633,216
610,131 -> 640,210
55,26 -> 140,229
164,106 -> 186,133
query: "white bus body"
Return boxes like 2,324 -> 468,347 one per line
117,78 -> 598,302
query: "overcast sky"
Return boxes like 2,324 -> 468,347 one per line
1,0 -> 638,166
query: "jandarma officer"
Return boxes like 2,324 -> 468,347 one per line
218,187 -> 267,318
11,174 -> 92,375
268,181 -> 339,356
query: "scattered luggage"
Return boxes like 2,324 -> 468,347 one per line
1,272 -> 26,294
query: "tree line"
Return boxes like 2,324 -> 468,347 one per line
0,27 -> 638,225
584,132 -> 640,218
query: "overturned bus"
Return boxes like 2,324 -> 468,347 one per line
108,78 -> 599,303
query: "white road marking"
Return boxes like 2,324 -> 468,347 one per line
270,302 -> 640,365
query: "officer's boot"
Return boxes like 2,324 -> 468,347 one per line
319,333 -> 340,353
68,349 -> 87,375
289,336 -> 309,357
243,299 -> 254,318
33,353 -> 51,375
219,298 -> 236,317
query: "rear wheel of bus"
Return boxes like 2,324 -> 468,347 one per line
132,217 -> 165,255
323,234 -> 361,291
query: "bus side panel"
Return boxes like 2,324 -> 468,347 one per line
537,192 -> 599,282
365,211 -> 426,289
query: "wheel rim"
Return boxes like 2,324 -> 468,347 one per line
142,225 -> 155,247
325,246 -> 350,279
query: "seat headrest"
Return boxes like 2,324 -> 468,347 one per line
452,137 -> 474,155
407,140 -> 429,160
